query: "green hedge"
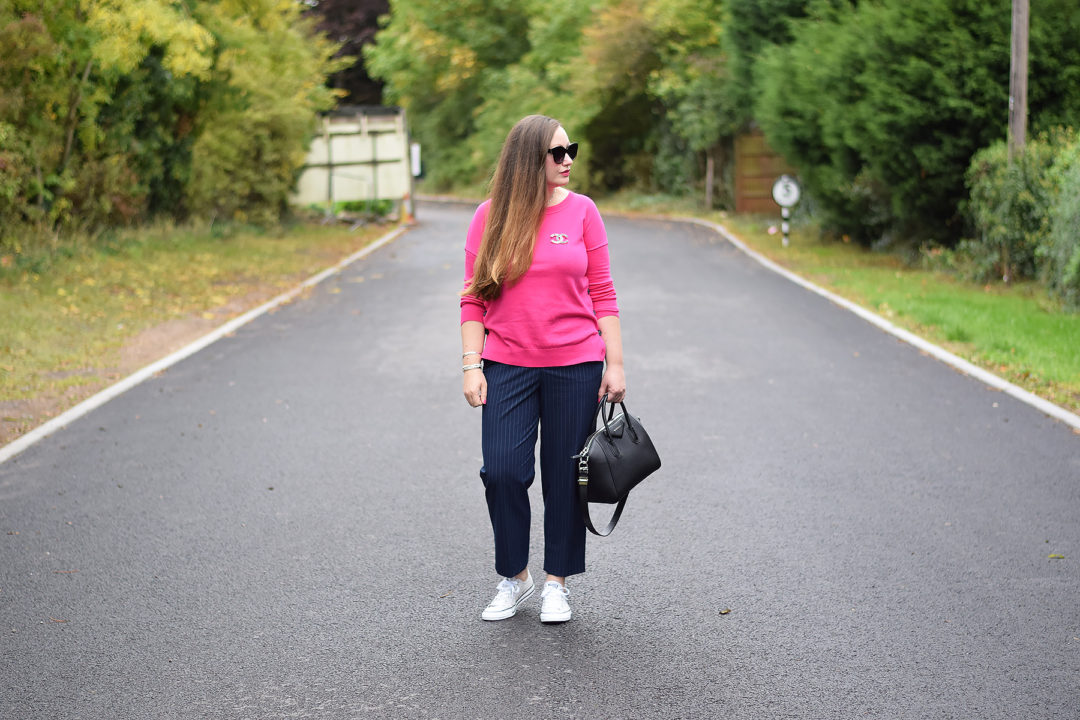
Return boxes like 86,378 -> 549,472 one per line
961,130 -> 1080,309
752,0 -> 1080,249
1045,143 -> 1080,308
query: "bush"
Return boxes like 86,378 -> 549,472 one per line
0,1 -> 343,262
960,129 -> 1080,308
1045,144 -> 1080,308
335,198 -> 394,216
964,134 -> 1065,283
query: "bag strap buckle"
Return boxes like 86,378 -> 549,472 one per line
575,452 -> 589,485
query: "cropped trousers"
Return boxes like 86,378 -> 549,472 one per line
480,360 -> 603,578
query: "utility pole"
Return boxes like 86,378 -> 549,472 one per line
1003,0 -> 1029,283
1008,0 -> 1029,161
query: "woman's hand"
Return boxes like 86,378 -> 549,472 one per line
596,316 -> 625,403
599,363 -> 626,403
463,369 -> 487,407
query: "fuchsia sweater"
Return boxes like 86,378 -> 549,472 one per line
460,191 -> 619,367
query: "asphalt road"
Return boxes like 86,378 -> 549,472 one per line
2,201 -> 1078,719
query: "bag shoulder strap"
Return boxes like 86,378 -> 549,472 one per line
577,480 -> 627,537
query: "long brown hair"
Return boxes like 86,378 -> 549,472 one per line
462,115 -> 560,301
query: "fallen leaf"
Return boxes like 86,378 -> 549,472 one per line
719,608 -> 732,615
439,591 -> 454,599
1049,554 -> 1065,560
49,617 -> 68,623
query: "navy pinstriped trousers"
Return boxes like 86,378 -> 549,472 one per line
480,360 -> 603,578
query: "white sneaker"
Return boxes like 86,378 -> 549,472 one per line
539,581 -> 571,623
481,572 -> 534,621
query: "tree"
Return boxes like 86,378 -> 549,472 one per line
364,0 -> 533,189
755,0 -> 1008,245
305,0 -> 390,105
467,0 -> 602,189
571,0 -> 663,191
1,0 -> 347,257
184,0 -> 346,223
753,0 -> 1080,247
725,0 -> 809,126
647,0 -> 740,205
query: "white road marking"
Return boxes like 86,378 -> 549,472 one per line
0,225 -> 409,465
684,216 -> 1080,431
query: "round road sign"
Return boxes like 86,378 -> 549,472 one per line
772,175 -> 801,208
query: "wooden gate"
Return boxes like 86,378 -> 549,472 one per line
734,129 -> 795,213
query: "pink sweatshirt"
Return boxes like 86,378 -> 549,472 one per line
460,191 -> 619,367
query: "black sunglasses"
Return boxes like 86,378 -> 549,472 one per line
547,143 -> 578,164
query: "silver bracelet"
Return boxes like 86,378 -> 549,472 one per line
462,351 -> 481,358
462,363 -> 484,372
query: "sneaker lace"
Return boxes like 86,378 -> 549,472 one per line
542,581 -> 568,599
495,577 -> 520,599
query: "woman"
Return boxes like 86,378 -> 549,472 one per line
460,115 -> 625,624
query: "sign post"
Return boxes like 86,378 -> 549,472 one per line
771,174 -> 801,247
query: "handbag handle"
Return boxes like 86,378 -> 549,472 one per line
578,394 -> 634,536
595,394 -> 639,443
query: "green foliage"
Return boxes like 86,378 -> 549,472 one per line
644,0 -> 738,200
1027,1 -> 1080,134
1044,142 -> 1080,308
363,0 -> 533,189
335,198 -> 394,216
184,2 -> 344,224
964,135 -> 1060,283
0,0 -> 344,261
959,130 -> 1080,309
753,0 -> 1080,248
572,0 -> 664,191
755,0 -> 1011,246
0,3 -> 97,235
366,0 -> 743,198
725,0 -> 808,127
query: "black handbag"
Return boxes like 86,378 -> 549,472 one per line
573,395 -> 661,536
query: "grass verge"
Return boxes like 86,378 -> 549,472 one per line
1,220 -> 395,446
596,192 -> 1079,418
683,207 -> 1079,417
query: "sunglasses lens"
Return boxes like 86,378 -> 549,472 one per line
548,143 -> 578,164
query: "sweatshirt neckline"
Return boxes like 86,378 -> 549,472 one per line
545,190 -> 574,214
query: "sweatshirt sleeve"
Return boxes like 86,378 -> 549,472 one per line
582,198 -> 619,318
460,202 -> 489,324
